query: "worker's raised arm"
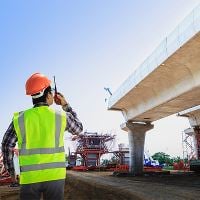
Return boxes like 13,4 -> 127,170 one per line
54,93 -> 83,135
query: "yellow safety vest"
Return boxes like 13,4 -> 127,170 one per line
13,106 -> 67,184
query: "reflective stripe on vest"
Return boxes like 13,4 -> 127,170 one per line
18,111 -> 64,156
20,162 -> 65,172
13,107 -> 67,184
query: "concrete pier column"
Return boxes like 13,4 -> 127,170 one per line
121,122 -> 154,175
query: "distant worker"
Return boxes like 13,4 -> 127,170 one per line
1,72 -> 83,200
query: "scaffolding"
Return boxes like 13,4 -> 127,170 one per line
0,151 -> 13,185
113,143 -> 129,165
182,128 -> 197,161
72,132 -> 115,169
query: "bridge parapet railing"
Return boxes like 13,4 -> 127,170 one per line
108,4 -> 200,108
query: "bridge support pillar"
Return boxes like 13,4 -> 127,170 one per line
121,122 -> 154,175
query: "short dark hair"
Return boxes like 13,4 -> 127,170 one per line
32,86 -> 52,105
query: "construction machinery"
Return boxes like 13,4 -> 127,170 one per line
0,148 -> 20,186
70,131 -> 115,170
113,143 -> 161,172
0,151 -> 12,185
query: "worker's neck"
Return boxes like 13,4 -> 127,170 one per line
33,102 -> 48,107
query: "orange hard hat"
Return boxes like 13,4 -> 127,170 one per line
25,73 -> 51,95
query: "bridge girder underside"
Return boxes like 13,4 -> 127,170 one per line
110,33 -> 200,122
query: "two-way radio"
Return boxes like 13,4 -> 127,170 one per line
53,76 -> 61,105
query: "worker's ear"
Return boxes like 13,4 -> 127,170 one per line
46,92 -> 54,105
46,92 -> 53,100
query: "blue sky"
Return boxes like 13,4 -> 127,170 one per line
0,0 -> 199,156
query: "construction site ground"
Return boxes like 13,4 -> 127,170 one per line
1,170 -> 200,200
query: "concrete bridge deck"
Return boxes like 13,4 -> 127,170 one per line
108,4 -> 200,123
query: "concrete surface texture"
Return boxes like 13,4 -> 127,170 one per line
179,105 -> 200,126
121,122 -> 154,175
108,4 -> 200,123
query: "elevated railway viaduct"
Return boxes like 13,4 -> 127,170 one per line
108,4 -> 200,175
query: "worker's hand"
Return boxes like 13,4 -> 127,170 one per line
72,135 -> 79,141
54,92 -> 68,106
9,174 -> 20,187
10,174 -> 17,183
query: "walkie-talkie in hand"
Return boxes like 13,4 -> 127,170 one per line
53,76 -> 62,105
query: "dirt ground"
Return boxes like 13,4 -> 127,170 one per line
1,170 -> 200,200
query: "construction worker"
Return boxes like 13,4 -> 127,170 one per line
1,73 -> 83,200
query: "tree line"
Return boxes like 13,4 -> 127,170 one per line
152,152 -> 187,166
